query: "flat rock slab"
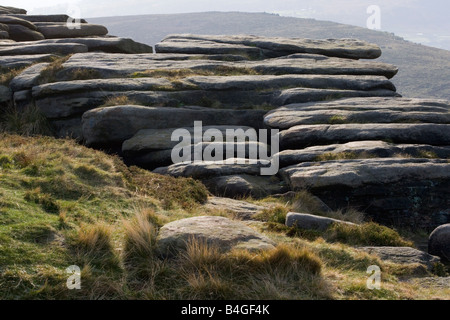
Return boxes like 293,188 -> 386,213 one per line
32,37 -> 153,54
36,23 -> 108,39
428,224 -> 450,262
272,88 -> 398,105
82,105 -> 266,146
0,54 -> 56,69
122,126 -> 256,152
0,16 -> 37,30
279,123 -> 450,149
0,42 -> 88,56
153,159 -> 271,179
59,52 -> 398,80
157,34 -> 382,60
277,141 -> 450,168
205,197 -> 265,220
9,62 -> 50,91
127,141 -> 268,169
265,97 -> 450,129
6,24 -> 44,42
203,174 -> 286,199
360,247 -> 441,270
7,14 -> 87,24
280,158 -> 450,190
285,212 -> 355,231
156,216 -> 276,256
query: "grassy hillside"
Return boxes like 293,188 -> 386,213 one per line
0,134 -> 448,300
90,12 -> 450,100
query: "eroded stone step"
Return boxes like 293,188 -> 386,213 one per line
277,141 -> 450,168
265,97 -> 450,129
279,123 -> 450,149
279,158 -> 450,190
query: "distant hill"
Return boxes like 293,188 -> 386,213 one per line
90,12 -> 450,100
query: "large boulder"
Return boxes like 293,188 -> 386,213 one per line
428,224 -> 450,262
157,34 -> 383,60
360,247 -> 441,270
285,212 -> 355,231
156,216 -> 276,257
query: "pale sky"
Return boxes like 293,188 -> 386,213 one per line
2,0 -> 449,37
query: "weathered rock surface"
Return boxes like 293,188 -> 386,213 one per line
428,224 -> 450,262
279,123 -> 450,149
82,105 -> 266,146
122,127 -> 258,153
154,159 -> 271,179
277,141 -> 450,168
36,23 -> 108,39
265,97 -> 450,129
127,141 -> 268,169
60,52 -> 398,80
0,16 -> 37,30
203,174 -> 286,199
6,24 -> 44,42
31,75 -> 397,117
157,34 -> 383,60
205,197 -> 265,220
0,42 -> 88,56
285,212 -> 355,231
156,216 -> 276,256
280,158 -> 450,190
359,247 -> 441,270
9,62 -> 49,91
33,37 -> 153,54
0,54 -> 56,68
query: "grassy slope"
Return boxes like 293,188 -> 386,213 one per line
90,12 -> 450,100
0,134 -> 448,299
